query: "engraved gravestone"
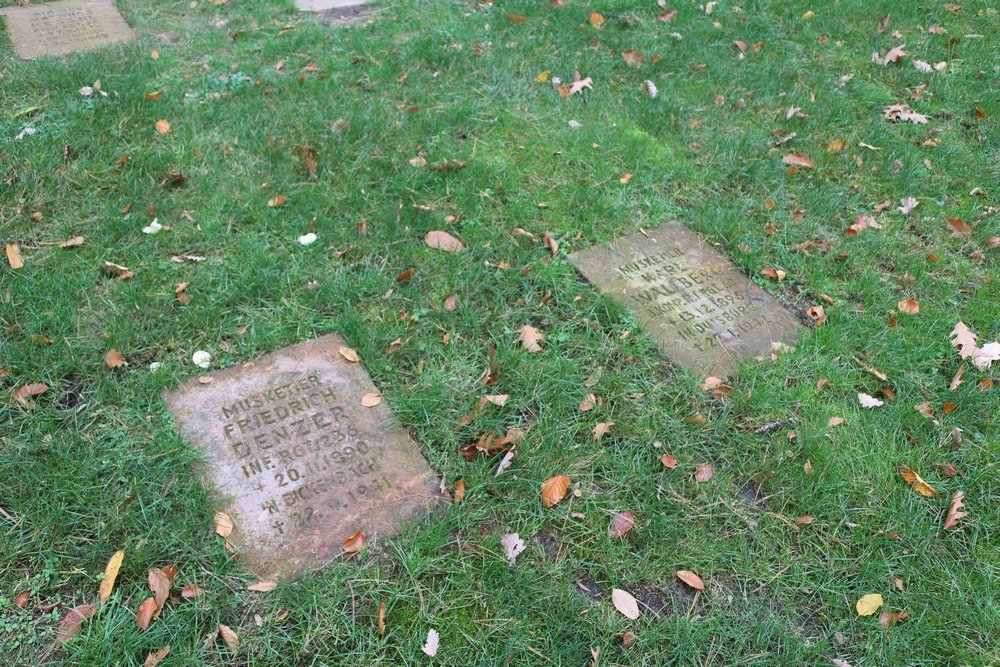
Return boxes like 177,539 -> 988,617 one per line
570,220 -> 804,378
165,334 -> 442,579
0,0 -> 136,60
294,0 -> 372,24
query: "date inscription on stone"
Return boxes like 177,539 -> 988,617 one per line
165,334 -> 441,579
0,0 -> 136,60
570,220 -> 804,378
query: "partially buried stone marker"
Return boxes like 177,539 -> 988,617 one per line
165,334 -> 442,579
0,0 -> 136,60
570,220 -> 804,378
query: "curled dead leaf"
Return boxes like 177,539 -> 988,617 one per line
214,511 -> 234,537
342,530 -> 366,553
898,465 -> 936,497
361,392 -> 382,407
943,490 -> 967,530
660,453 -> 678,469
782,153 -> 815,169
143,646 -> 171,667
897,299 -> 919,315
694,463 -> 714,483
218,624 -> 240,651
517,325 -> 546,352
105,349 -> 126,369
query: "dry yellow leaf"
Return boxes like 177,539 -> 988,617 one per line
897,299 -> 919,315
98,550 -> 125,605
856,593 -> 883,616
361,392 -> 382,407
589,11 -> 606,28
339,346 -> 360,362
898,465 -> 937,497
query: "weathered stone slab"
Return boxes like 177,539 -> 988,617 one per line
570,221 -> 804,378
165,334 -> 442,580
0,0 -> 136,60
294,0 -> 365,9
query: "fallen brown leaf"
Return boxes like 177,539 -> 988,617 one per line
137,596 -> 157,630
143,646 -> 171,667
55,603 -> 96,646
676,570 -> 705,590
943,490 -> 967,530
424,230 -> 465,252
214,511 -> 234,537
694,463 -> 714,483
104,349 -> 126,369
898,465 -> 936,497
609,511 -> 635,539
343,530 -> 366,553
541,475 -> 570,508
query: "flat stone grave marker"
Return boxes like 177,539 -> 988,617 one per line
294,0 -> 372,23
570,220 -> 804,378
165,334 -> 442,580
0,0 -> 136,60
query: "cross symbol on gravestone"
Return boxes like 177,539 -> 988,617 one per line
253,480 -> 266,492
271,520 -> 285,535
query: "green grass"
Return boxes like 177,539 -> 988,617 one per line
1,0 -> 997,664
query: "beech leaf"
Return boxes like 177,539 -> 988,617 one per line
676,570 -> 705,590
541,475 -> 570,508
611,588 -> 640,620
608,511 -> 635,539
424,230 -> 465,252
342,530 -> 366,553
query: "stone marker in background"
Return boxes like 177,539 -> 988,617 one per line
0,0 -> 136,60
165,334 -> 442,580
570,220 -> 804,378
294,0 -> 373,25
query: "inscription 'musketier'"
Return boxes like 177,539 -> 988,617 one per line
166,334 -> 441,579
570,221 -> 803,377
0,0 -> 136,60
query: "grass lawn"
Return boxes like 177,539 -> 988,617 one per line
1,0 -> 997,664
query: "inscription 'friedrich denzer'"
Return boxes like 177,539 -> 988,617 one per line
570,221 -> 803,378
165,334 -> 442,579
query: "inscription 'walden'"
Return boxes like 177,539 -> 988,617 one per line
615,249 -> 770,355
165,334 -> 442,579
569,221 -> 803,378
